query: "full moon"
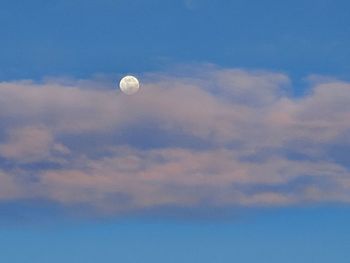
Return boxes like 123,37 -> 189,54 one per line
119,75 -> 140,95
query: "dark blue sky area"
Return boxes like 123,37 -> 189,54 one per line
1,0 -> 349,80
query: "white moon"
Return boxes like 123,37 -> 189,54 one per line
119,75 -> 140,95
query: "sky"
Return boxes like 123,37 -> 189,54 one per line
1,0 -> 350,262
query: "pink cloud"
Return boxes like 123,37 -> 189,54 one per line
0,171 -> 24,200
0,66 -> 349,215
0,126 -> 69,162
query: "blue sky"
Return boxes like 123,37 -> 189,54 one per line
1,207 -> 350,262
1,0 -> 350,262
1,0 -> 350,80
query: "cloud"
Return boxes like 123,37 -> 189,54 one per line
0,126 -> 69,163
0,171 -> 24,200
0,66 -> 349,216
184,0 -> 198,10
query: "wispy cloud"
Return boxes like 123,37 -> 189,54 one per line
0,66 -> 349,216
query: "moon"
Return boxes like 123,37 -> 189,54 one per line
119,75 -> 140,95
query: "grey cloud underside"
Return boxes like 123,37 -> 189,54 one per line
0,66 -> 349,215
